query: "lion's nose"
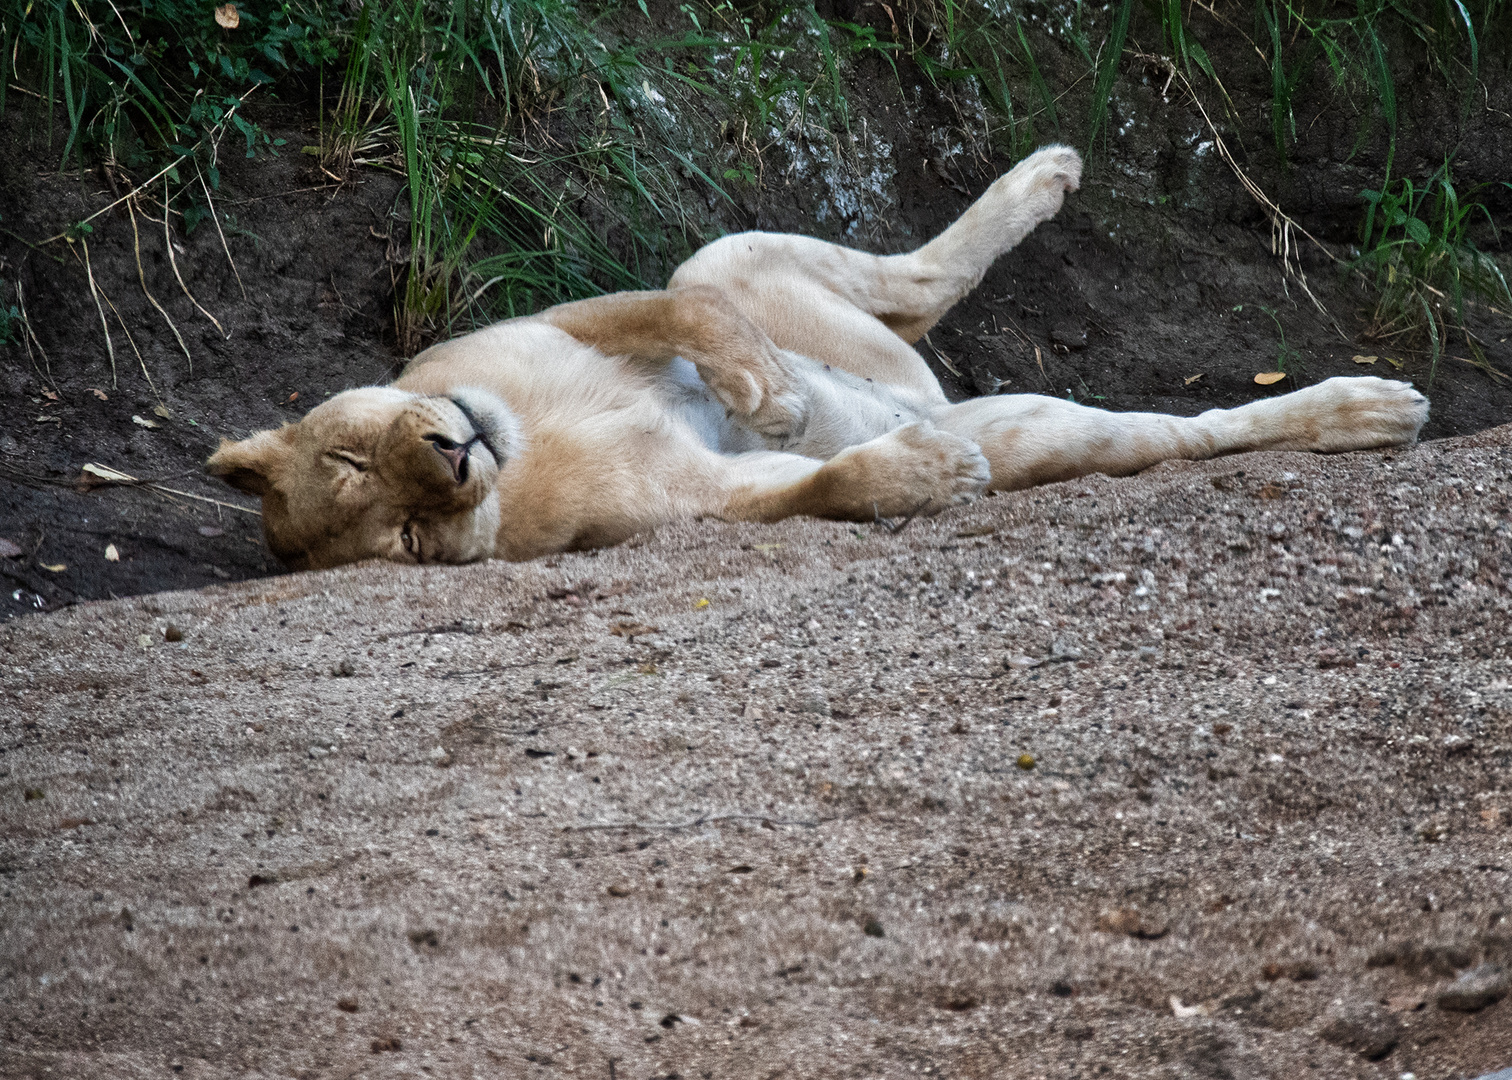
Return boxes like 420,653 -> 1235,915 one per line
425,434 -> 476,484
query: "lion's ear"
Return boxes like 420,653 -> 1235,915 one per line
206,428 -> 295,497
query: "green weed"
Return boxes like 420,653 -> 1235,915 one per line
1356,166 -> 1511,386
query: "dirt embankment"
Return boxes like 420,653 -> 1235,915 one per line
3,424 -> 1510,1078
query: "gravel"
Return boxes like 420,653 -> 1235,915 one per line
2,426 -> 1511,1078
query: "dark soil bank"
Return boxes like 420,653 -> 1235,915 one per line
1,8 -> 1511,617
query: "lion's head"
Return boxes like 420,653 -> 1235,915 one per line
206,386 -> 520,570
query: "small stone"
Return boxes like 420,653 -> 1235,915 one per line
197,525 -> 225,538
331,658 -> 356,678
336,998 -> 360,1013
862,918 -> 885,938
1436,964 -> 1510,1012
1051,326 -> 1087,350
1016,754 -> 1036,771
1049,638 -> 1083,662
0,537 -> 22,559
1096,908 -> 1167,940
428,746 -> 453,768
606,883 -> 633,898
370,1037 -> 402,1053
1318,1004 -> 1402,1061
1416,816 -> 1450,842
163,625 -> 183,643
23,788 -> 43,801
797,692 -> 831,716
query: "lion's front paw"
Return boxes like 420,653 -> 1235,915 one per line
1289,376 -> 1429,452
702,357 -> 809,443
844,422 -> 991,517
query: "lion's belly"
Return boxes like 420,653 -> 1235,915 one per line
657,357 -> 766,455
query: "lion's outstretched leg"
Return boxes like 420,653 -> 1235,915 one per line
717,423 -> 989,523
538,287 -> 807,439
667,145 -> 1081,400
931,377 -> 1429,491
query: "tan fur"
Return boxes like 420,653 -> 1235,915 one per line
207,145 -> 1429,570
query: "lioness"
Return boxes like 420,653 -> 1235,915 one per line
208,146 -> 1427,570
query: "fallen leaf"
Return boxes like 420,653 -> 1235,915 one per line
694,597 -> 710,609
1256,484 -> 1285,499
41,562 -> 66,572
1184,373 -> 1204,385
41,388 -> 59,401
287,391 -> 299,403
82,462 -> 138,484
1170,996 -> 1213,1019
1352,354 -> 1379,365
214,2 -> 239,28
610,622 -> 660,638
104,544 -> 120,562
89,388 -> 109,400
1383,356 -> 1404,369
955,525 -> 996,538
0,538 -> 22,558
152,403 -> 173,420
131,414 -> 160,429
1254,372 -> 1286,385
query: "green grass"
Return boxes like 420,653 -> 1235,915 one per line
1356,165 -> 1512,386
0,0 -> 1506,358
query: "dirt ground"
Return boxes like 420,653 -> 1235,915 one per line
2,424 -> 1511,1078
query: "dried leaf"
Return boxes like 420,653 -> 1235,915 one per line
90,387 -> 109,400
1254,372 -> 1286,385
610,622 -> 659,638
1184,373 -> 1203,385
104,544 -> 120,562
214,2 -> 240,28
694,597 -> 710,609
131,414 -> 160,430
41,563 -> 67,572
152,403 -> 173,419
82,462 -> 138,484
1170,996 -> 1213,1019
287,391 -> 299,402
41,388 -> 59,401
1383,357 -> 1404,369
1352,354 -> 1378,365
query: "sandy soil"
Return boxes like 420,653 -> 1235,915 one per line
3,424 -> 1510,1079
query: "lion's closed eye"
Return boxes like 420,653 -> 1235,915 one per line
327,450 -> 369,472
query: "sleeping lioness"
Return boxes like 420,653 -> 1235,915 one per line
208,146 -> 1428,570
